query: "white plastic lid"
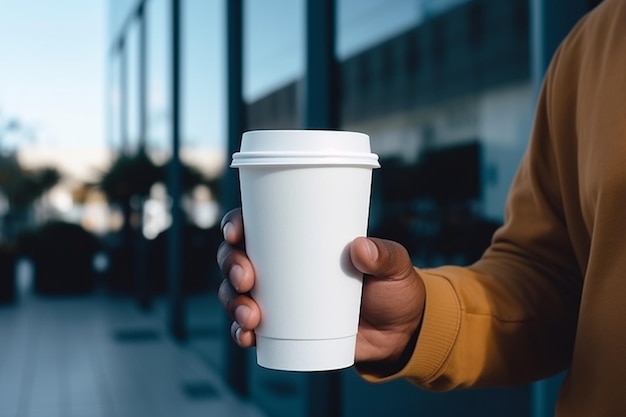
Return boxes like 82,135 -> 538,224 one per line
231,130 -> 380,168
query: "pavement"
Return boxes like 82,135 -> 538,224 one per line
0,260 -> 536,417
0,268 -> 265,417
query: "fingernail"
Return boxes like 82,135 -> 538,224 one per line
234,305 -> 251,326
235,327 -> 243,345
363,239 -> 378,261
229,264 -> 245,291
223,222 -> 234,241
230,321 -> 242,344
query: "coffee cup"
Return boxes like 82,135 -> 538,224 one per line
231,129 -> 380,371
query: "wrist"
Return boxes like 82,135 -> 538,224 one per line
356,323 -> 421,378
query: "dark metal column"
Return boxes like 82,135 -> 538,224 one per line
167,0 -> 186,342
223,0 -> 248,397
303,0 -> 338,130
303,1 -> 341,417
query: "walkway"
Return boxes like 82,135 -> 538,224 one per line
0,285 -> 264,417
0,264 -> 534,417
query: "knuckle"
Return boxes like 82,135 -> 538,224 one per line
220,208 -> 242,230
377,238 -> 414,277
216,241 -> 231,270
217,242 -> 243,279
220,208 -> 236,229
218,279 -> 236,309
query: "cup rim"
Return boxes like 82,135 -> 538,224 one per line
231,150 -> 380,168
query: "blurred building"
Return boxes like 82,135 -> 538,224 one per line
246,0 -> 532,267
106,0 -> 600,417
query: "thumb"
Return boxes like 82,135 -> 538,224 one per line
350,237 -> 425,368
350,237 -> 416,281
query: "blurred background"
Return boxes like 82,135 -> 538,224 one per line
0,0 -> 601,416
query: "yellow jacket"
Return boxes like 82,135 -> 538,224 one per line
364,0 -> 626,415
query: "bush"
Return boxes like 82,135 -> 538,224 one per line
0,245 -> 16,304
18,221 -> 100,295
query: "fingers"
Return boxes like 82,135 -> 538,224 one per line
350,236 -> 416,282
216,241 -> 255,293
220,208 -> 244,246
218,278 -> 261,347
217,208 -> 255,293
217,278 -> 261,328
218,209 -> 260,348
230,321 -> 256,347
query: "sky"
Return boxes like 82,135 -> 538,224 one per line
0,0 -> 468,182
0,0 -> 106,153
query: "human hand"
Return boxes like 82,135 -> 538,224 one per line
216,208 -> 261,348
349,236 -> 425,374
217,208 -> 426,373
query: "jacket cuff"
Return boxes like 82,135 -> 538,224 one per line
359,268 -> 461,384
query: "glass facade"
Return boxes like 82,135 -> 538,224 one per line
108,52 -> 122,150
337,0 -> 422,59
146,0 -> 170,160
107,0 -> 225,237
104,1 -> 598,416
181,0 -> 226,183
125,21 -> 141,152
243,0 -> 304,103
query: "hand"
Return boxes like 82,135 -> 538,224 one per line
350,236 -> 426,373
217,208 -> 426,373
216,208 -> 261,348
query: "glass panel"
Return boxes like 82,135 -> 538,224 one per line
421,0 -> 472,17
126,21 -> 140,152
182,0 -> 226,174
181,0 -> 226,230
146,0 -> 170,162
244,0 -> 304,106
336,0 -> 533,272
108,52 -> 122,150
337,0 -> 472,60
108,0 -> 138,39
242,1 -> 307,415
337,0 -> 421,60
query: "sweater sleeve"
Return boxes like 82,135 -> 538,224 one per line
361,34 -> 584,390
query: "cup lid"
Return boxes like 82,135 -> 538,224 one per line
231,130 -> 380,168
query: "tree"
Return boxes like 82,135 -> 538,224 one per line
0,152 -> 61,241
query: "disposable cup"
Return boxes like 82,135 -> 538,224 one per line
231,129 -> 380,371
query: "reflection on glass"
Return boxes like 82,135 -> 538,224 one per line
181,0 -> 226,229
108,52 -> 122,150
337,0 -> 421,59
126,21 -> 140,152
334,0 -> 532,270
244,0 -> 304,103
242,2 -> 307,413
337,0 -> 471,60
147,0 -> 170,162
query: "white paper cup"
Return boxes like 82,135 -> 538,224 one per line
231,130 -> 380,371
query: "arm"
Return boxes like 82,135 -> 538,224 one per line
361,44 -> 583,389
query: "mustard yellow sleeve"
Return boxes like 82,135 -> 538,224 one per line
360,28 -> 585,389
358,268 -> 462,385
361,261 -> 578,390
